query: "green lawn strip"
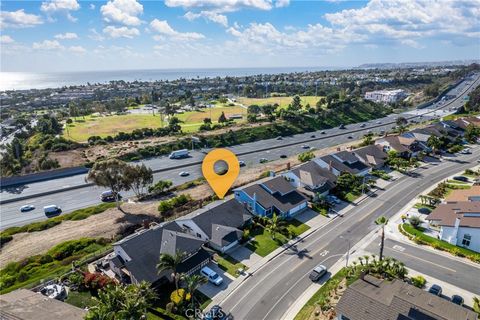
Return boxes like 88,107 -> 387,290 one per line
213,254 -> 248,277
344,192 -> 360,203
400,224 -> 480,263
446,183 -> 471,190
246,219 -> 310,257
0,203 -> 116,244
446,179 -> 470,185
0,238 -> 112,294
65,290 -> 96,309
413,203 -> 436,210
311,204 -> 329,217
197,290 -> 212,310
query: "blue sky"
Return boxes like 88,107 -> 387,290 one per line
1,0 -> 479,72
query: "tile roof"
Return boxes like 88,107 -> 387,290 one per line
336,275 -> 477,320
261,176 -> 296,195
445,186 -> 480,202
426,202 -> 480,228
242,183 -> 308,213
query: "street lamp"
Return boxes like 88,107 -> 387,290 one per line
340,235 -> 351,268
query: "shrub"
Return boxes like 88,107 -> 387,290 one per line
408,215 -> 422,229
410,275 -> 426,288
170,289 -> 188,305
0,234 -> 13,247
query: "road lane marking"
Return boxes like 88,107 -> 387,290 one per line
387,249 -> 456,273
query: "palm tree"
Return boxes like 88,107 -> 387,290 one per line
182,274 -> 208,309
157,250 -> 186,290
265,213 -> 289,240
427,135 -> 442,155
375,216 -> 389,261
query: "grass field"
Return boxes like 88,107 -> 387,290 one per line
64,105 -> 247,141
237,96 -> 323,109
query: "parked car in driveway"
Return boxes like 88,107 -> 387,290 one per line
20,205 -> 35,212
453,176 -> 468,182
309,265 -> 327,281
451,295 -> 464,305
428,284 -> 442,296
200,266 -> 223,286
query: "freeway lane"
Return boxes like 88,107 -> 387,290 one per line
365,238 -> 480,295
0,74 -> 478,229
218,148 -> 480,320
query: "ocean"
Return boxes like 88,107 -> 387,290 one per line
0,66 -> 337,91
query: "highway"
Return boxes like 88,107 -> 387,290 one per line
0,74 -> 478,229
218,147 -> 480,320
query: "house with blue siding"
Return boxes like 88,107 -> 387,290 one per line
234,176 -> 308,219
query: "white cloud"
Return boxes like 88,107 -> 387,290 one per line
33,40 -> 64,50
0,10 -> 43,28
54,32 -> 78,39
89,28 -> 105,41
101,0 -> 143,26
68,45 -> 86,53
150,19 -> 205,40
184,11 -> 228,27
40,0 -> 80,21
1,35 -> 15,44
103,26 -> 140,38
275,0 -> 290,8
165,0 -> 274,12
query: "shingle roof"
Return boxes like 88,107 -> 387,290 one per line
210,224 -> 243,248
261,176 -> 296,195
116,222 -> 207,283
320,153 -> 370,175
353,145 -> 388,166
336,275 -> 477,320
291,161 -> 337,188
426,202 -> 480,228
242,183 -> 308,213
377,136 -> 410,153
334,150 -> 360,164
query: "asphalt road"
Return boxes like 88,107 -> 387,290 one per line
0,74 -> 478,229
365,238 -> 480,295
218,147 -> 480,320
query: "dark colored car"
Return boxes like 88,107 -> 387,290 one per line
453,176 -> 468,182
310,135 -> 316,138
276,136 -> 283,140
451,295 -> 464,305
309,265 -> 327,282
428,284 -> 442,296
280,155 -> 287,159
204,305 -> 233,320
321,131 -> 326,134
339,124 -> 346,129
348,136 -> 353,139
418,207 -> 432,215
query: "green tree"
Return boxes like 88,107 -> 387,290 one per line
181,274 -> 208,310
168,116 -> 182,133
149,180 -> 173,195
157,250 -> 187,290
464,124 -> 480,143
86,159 -> 131,209
427,135 -> 442,154
125,164 -> 153,197
218,111 -> 228,123
408,215 -> 422,229
265,213 -> 289,240
247,104 -> 261,114
362,133 -> 374,146
298,151 -> 314,162
396,117 -> 408,126
288,95 -> 302,111
375,216 -> 389,261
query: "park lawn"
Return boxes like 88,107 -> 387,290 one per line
237,96 -> 324,110
176,105 -> 246,124
214,254 -> 248,277
65,114 -> 165,142
246,219 -> 310,257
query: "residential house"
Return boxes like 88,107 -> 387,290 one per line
453,116 -> 480,130
314,151 -> 371,177
444,186 -> 480,203
336,274 -> 477,320
352,145 -> 388,169
375,135 -> 423,158
234,176 -> 308,218
283,161 -> 337,197
176,199 -> 252,253
426,202 -> 480,253
108,221 -> 211,286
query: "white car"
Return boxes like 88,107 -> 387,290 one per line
179,171 -> 190,177
200,266 -> 223,286
20,205 -> 35,212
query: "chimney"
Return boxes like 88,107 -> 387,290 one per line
143,219 -> 150,229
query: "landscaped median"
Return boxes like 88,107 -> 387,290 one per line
399,223 -> 480,263
0,203 -> 116,248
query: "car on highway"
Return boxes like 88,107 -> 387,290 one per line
428,284 -> 442,296
460,148 -> 471,154
309,264 -> 327,281
302,145 -> 310,149
310,135 -> 316,138
339,124 -> 346,129
360,123 -> 366,128
453,176 -> 468,182
101,190 -> 121,202
276,136 -> 283,140
320,131 -> 326,134
200,266 -> 223,286
280,154 -> 287,159
20,205 -> 35,212
451,295 -> 464,305
239,160 -> 246,167
179,171 -> 190,177
43,205 -> 62,216
348,136 -> 353,139
259,158 -> 268,163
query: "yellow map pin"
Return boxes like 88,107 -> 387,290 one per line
202,148 -> 240,199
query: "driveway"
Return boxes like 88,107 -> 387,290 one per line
227,246 -> 262,268
295,208 -> 329,229
198,262 -> 235,299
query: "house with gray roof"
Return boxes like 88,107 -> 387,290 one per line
336,274 -> 477,320
108,221 -> 211,286
314,151 -> 371,177
284,161 -> 337,197
176,199 -> 252,253
352,145 -> 388,169
234,176 -> 308,219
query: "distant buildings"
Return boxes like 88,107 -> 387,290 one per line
364,89 -> 408,103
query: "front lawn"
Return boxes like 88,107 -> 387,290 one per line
344,192 -> 360,202
213,253 -> 248,277
246,219 -> 310,257
65,290 -> 96,309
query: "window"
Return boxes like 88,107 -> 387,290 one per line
462,234 -> 471,247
